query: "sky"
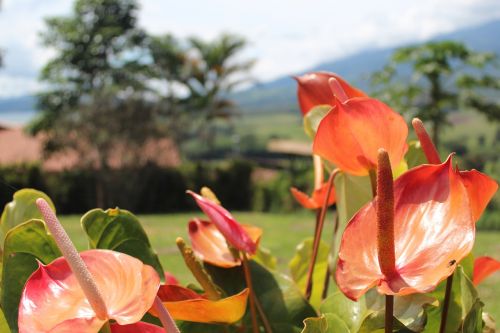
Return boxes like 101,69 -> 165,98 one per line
0,0 -> 500,98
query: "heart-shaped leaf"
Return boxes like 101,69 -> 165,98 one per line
1,219 -> 61,333
205,260 -> 317,332
423,266 -> 479,333
289,238 -> 329,309
0,189 -> 55,250
81,208 -> 164,280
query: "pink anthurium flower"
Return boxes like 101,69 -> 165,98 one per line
336,155 -> 497,301
150,285 -> 249,324
295,71 -> 366,114
188,218 -> 262,267
18,249 -> 161,333
473,256 -> 500,286
187,190 -> 257,254
290,181 -> 336,210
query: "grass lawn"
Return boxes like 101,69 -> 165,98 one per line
60,211 -> 500,320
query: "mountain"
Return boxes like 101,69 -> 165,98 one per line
233,19 -> 500,113
0,95 -> 36,112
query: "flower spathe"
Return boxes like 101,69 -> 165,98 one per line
295,71 -> 366,115
18,249 -> 160,333
335,155 -> 497,301
188,218 -> 262,267
473,256 -> 500,286
313,96 -> 408,176
110,322 -> 165,333
187,190 -> 257,254
151,285 -> 250,324
290,181 -> 336,210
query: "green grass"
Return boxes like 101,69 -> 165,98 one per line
60,211 -> 500,320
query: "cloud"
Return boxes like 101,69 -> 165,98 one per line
0,0 -> 499,98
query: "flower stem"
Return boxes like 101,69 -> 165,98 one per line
241,253 -> 260,333
154,296 -> 181,333
439,274 -> 454,333
385,295 -> 394,333
304,168 -> 339,300
36,198 -> 108,320
321,215 -> 339,300
176,237 -> 221,300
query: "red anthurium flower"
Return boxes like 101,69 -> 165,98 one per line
290,181 -> 336,210
336,155 -> 497,301
313,97 -> 408,176
110,322 -> 165,333
473,256 -> 500,286
164,271 -> 179,285
19,249 -> 160,333
188,218 -> 262,267
187,190 -> 257,254
295,71 -> 366,115
150,285 -> 249,324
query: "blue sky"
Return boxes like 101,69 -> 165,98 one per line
1,0 -> 500,98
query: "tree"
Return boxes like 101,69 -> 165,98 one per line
149,33 -> 255,153
31,0 -> 157,206
372,41 -> 500,147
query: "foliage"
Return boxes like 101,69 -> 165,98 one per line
372,40 -> 500,147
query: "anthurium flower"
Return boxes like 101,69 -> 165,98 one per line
110,322 -> 165,333
473,256 -> 500,286
336,155 -> 497,301
295,71 -> 366,114
187,190 -> 257,254
290,181 -> 336,210
188,218 -> 262,267
150,285 -> 249,324
19,249 -> 160,333
313,96 -> 408,176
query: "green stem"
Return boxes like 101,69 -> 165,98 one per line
385,295 -> 394,333
100,321 -> 112,333
439,274 -> 454,333
242,253 -> 260,333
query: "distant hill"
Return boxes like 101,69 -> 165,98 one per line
233,19 -> 500,113
0,95 -> 35,112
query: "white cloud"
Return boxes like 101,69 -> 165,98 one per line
0,0 -> 499,98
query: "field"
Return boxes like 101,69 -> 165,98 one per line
60,211 -> 500,320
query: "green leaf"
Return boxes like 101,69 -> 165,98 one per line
289,238 -> 329,309
254,246 -> 277,271
0,189 -> 55,249
81,208 -> 164,280
405,141 -> 427,169
460,299 -> 483,333
0,307 -> 11,333
423,266 -> 479,333
321,289 -> 434,332
303,105 -> 331,139
205,260 -> 317,333
301,313 -> 350,333
332,173 -> 372,269
1,219 -> 61,333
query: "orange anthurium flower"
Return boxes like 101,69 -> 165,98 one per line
18,249 -> 160,333
110,322 -> 165,333
335,155 -> 497,301
295,71 -> 366,114
151,285 -> 249,324
187,190 -> 257,254
188,218 -> 262,268
290,181 -> 336,210
313,97 -> 408,176
473,256 -> 500,286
